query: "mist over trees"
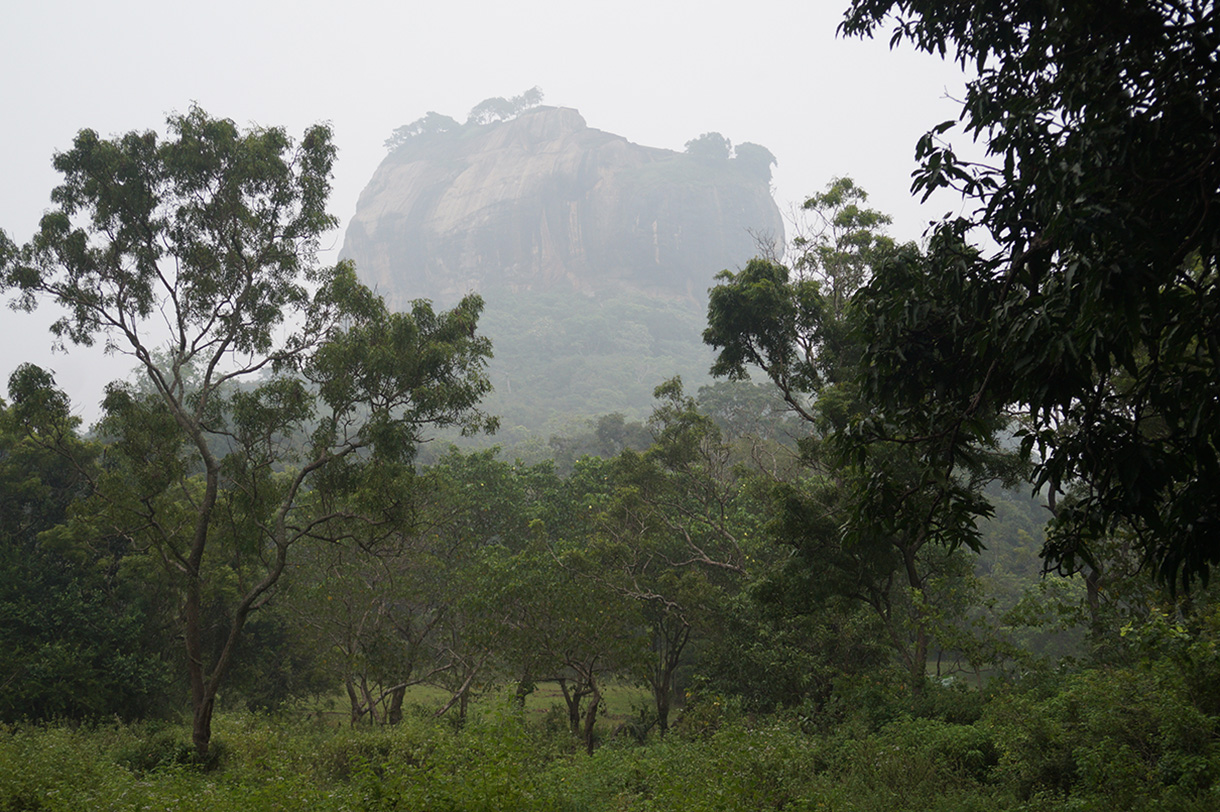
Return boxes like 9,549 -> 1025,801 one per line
2,2 -> 1219,808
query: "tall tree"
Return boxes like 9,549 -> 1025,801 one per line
0,107 -> 496,756
595,379 -> 763,733
839,1 -> 1220,589
703,180 -> 1015,687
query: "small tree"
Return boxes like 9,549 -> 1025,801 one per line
466,87 -> 544,126
0,366 -> 172,722
684,132 -> 732,161
595,379 -> 762,733
384,111 -> 461,152
0,106 -> 496,757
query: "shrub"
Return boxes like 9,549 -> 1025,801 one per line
983,663 -> 1218,806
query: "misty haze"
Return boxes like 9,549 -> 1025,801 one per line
1,1 -> 1216,809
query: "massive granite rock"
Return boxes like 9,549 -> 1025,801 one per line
341,106 -> 784,308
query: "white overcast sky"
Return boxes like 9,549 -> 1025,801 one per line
0,0 -> 971,423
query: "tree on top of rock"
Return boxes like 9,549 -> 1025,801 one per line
685,132 -> 732,161
384,112 -> 461,152
466,86 -> 545,126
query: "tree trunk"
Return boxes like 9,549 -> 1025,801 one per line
1085,565 -> 1103,634
191,695 -> 214,761
185,577 -> 211,759
581,682 -> 601,755
346,678 -> 364,726
558,678 -> 581,734
655,686 -> 670,737
387,685 -> 406,725
514,672 -> 534,709
361,679 -> 378,724
651,621 -> 689,737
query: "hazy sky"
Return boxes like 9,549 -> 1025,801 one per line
0,0 -> 971,423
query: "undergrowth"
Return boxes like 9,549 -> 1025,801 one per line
2,671 -> 1217,811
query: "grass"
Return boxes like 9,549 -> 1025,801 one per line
0,707 -> 1011,811
6,668 -> 1218,811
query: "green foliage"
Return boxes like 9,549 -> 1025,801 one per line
700,589 -> 889,716
704,179 -> 1019,689
695,379 -> 800,446
684,132 -> 732,161
984,663 -> 1218,806
841,0 -> 1220,590
465,287 -> 715,447
0,376 -> 172,723
705,256 -> 826,402
792,176 -> 892,319
112,726 -> 212,774
545,413 -> 653,475
222,607 -> 333,713
0,564 -> 171,723
383,111 -> 460,152
3,677 -> 1219,812
587,378 -> 773,730
466,86 -> 545,126
0,106 -> 495,757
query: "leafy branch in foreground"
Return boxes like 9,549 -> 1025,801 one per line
841,0 -> 1220,590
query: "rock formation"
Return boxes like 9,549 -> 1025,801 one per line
341,106 -> 784,308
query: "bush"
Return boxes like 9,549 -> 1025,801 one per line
112,728 -> 197,773
312,723 -> 428,782
823,669 -> 987,731
983,663 -> 1219,806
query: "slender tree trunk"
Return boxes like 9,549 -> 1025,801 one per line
581,682 -> 601,755
651,622 -> 689,737
559,678 -> 582,734
189,583 -> 270,755
185,576 -> 211,758
514,670 -> 534,709
179,405 -> 224,761
361,679 -> 378,724
346,678 -> 364,726
435,656 -> 485,723
1085,565 -> 1103,634
191,693 -> 214,761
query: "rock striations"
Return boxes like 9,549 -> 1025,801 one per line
341,106 -> 784,309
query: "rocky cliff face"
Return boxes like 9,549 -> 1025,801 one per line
341,107 -> 784,308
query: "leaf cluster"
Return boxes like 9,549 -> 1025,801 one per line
840,1 -> 1220,589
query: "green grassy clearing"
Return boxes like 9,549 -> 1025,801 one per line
5,664 -> 1219,812
298,681 -> 650,739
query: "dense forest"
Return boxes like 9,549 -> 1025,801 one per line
1,1 -> 1219,810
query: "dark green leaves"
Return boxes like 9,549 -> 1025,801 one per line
841,0 -> 1220,589
704,258 -> 826,414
